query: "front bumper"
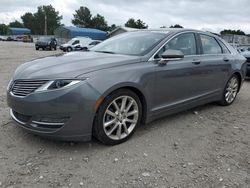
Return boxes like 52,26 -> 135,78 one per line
7,82 -> 101,141
60,46 -> 66,50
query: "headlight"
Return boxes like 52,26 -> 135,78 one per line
36,79 -> 84,92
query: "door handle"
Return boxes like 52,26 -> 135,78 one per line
223,57 -> 230,62
192,60 -> 201,65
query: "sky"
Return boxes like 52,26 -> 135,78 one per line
0,0 -> 250,34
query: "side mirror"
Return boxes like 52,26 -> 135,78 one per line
157,49 -> 184,65
161,49 -> 184,59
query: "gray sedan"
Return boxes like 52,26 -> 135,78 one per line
7,29 -> 247,145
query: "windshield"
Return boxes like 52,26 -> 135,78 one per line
38,37 -> 51,42
91,32 -> 167,56
67,39 -> 76,45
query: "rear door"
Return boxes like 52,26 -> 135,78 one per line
197,34 -> 232,90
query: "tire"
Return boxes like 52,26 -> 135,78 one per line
67,47 -> 72,52
35,47 -> 39,50
219,74 -> 239,106
93,89 -> 142,145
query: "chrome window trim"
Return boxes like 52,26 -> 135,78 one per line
148,31 -> 232,62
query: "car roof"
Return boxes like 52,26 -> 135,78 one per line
131,28 -> 213,36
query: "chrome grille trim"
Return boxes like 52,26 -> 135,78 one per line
11,80 -> 48,97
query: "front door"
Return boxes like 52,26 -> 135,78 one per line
152,32 -> 216,113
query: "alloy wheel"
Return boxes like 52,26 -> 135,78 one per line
103,96 -> 139,140
225,76 -> 239,104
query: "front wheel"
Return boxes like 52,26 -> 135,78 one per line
67,47 -> 72,52
219,75 -> 239,106
94,89 -> 142,145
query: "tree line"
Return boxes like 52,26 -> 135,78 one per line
0,4 -> 248,36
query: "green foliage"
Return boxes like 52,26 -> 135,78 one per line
125,18 -> 148,29
108,24 -> 117,31
72,6 -> 92,28
0,24 -> 8,35
21,12 -> 35,33
72,6 -> 111,31
169,24 -> 183,28
21,5 -> 62,35
220,29 -> 245,36
9,20 -> 24,28
91,14 -> 109,31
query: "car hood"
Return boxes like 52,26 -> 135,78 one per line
13,51 -> 142,80
61,44 -> 70,47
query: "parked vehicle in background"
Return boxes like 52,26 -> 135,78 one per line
6,36 -> 14,41
59,37 -> 93,52
7,29 -> 247,145
35,36 -> 57,50
241,47 -> 250,76
23,35 -> 33,43
87,40 -> 102,49
229,43 -> 243,53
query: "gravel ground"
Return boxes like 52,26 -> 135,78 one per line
0,42 -> 249,188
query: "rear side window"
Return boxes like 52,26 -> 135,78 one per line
200,35 -> 222,54
217,40 -> 231,54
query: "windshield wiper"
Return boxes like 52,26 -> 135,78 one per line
94,50 -> 116,54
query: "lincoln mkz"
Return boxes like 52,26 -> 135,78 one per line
7,29 -> 247,145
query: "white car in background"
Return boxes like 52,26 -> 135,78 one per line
60,37 -> 100,52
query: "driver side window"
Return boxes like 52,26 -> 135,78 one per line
155,33 -> 197,58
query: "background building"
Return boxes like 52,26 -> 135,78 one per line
54,26 -> 107,44
108,26 -> 138,38
8,27 -> 31,35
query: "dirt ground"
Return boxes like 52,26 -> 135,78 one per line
0,42 -> 249,188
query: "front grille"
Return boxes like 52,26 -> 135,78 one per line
11,80 -> 48,97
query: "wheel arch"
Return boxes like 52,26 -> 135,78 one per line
95,84 -> 148,125
232,71 -> 242,92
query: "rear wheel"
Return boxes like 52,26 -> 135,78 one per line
35,47 -> 39,50
219,75 -> 239,106
94,89 -> 142,145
